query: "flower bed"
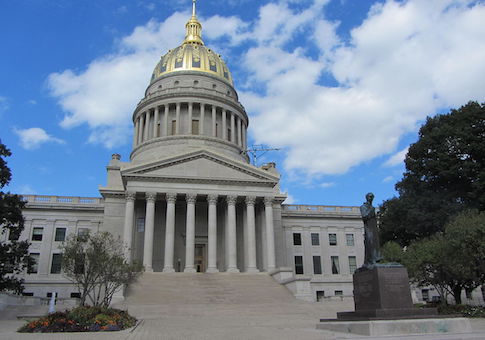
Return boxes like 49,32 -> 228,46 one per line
18,306 -> 137,333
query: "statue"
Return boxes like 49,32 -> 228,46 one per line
360,192 -> 382,269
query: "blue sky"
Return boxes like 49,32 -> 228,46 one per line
1,0 -> 484,207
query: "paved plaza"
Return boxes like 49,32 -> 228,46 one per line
1,273 -> 485,340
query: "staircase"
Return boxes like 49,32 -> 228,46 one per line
123,272 -> 296,305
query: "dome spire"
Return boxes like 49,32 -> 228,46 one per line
184,0 -> 204,45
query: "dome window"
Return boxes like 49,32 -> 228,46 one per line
174,80 -> 180,86
212,84 -> 217,89
158,85 -> 162,89
192,57 -> 201,68
194,80 -> 199,86
209,63 -> 217,72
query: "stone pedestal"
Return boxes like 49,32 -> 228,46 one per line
336,265 -> 437,320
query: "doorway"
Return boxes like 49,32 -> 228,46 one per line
194,244 -> 206,272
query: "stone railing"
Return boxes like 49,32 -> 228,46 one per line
22,195 -> 103,205
282,204 -> 360,214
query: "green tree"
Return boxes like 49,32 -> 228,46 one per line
381,241 -> 403,263
60,232 -> 142,307
380,101 -> 485,246
0,142 -> 31,294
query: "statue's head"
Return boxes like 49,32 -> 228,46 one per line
365,192 -> 374,203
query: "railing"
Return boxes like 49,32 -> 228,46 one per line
282,204 -> 359,214
22,195 -> 103,205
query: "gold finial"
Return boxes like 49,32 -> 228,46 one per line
184,0 -> 204,45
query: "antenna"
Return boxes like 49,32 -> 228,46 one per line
242,145 -> 281,166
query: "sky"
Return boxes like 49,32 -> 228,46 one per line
1,0 -> 484,207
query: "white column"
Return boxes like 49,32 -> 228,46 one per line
123,192 -> 136,262
175,103 -> 181,135
153,106 -> 159,138
164,105 -> 169,136
143,192 -> 156,272
144,111 -> 150,141
264,197 -> 276,271
245,196 -> 259,273
237,117 -> 242,147
242,122 -> 247,150
200,104 -> 205,135
207,194 -> 219,273
184,193 -> 197,273
226,195 -> 239,272
188,102 -> 193,134
163,193 -> 177,272
212,106 -> 217,137
133,119 -> 139,148
222,109 -> 227,140
139,114 -> 145,143
230,112 -> 235,143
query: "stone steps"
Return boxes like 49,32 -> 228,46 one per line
123,272 -> 296,305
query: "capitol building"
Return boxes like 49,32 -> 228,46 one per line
10,3 -> 367,303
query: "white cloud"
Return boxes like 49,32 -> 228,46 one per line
282,191 -> 296,204
0,96 -> 8,113
46,0 -> 485,178
382,176 -> 394,183
17,185 -> 36,195
320,182 -> 336,188
384,147 -> 408,167
14,127 -> 65,150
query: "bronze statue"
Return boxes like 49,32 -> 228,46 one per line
360,192 -> 382,269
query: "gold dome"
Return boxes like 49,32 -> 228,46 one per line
150,0 -> 234,86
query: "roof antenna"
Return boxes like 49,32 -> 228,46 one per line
242,145 -> 281,166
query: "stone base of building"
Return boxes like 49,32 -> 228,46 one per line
317,317 -> 472,336
335,308 -> 438,320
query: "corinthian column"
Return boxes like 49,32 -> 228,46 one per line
245,196 -> 259,273
207,194 -> 219,273
163,193 -> 177,272
264,197 -> 276,271
153,106 -> 159,138
143,192 -> 157,272
226,195 -> 239,272
184,193 -> 197,273
123,191 -> 136,262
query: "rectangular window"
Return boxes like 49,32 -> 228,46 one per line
32,227 -> 43,241
55,228 -> 66,242
346,234 -> 355,246
22,292 -> 34,297
329,233 -> 337,246
348,256 -> 357,274
192,120 -> 199,135
422,289 -> 430,302
311,233 -> 320,246
331,256 -> 340,274
29,253 -> 40,274
316,291 -> 325,302
293,233 -> 302,246
137,218 -> 145,232
294,256 -> 304,274
51,253 -> 62,274
77,228 -> 90,238
215,123 -> 219,137
171,120 -> 177,135
313,256 -> 322,275
70,292 -> 81,299
335,290 -> 343,296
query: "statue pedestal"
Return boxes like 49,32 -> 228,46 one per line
336,266 -> 437,320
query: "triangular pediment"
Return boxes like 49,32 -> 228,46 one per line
121,150 -> 279,187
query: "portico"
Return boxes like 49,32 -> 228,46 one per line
122,191 -> 280,273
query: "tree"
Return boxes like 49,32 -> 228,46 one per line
380,101 -> 485,246
381,241 -> 403,263
60,232 -> 142,307
0,142 -> 31,294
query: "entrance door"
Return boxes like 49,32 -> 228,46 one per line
194,244 -> 206,272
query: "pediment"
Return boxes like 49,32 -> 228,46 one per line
121,150 -> 279,186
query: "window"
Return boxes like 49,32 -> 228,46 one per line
335,290 -> 343,296
422,289 -> 429,302
331,256 -> 340,274
137,218 -> 145,232
51,254 -> 62,274
293,233 -> 302,246
22,292 -> 34,297
313,256 -> 322,275
311,233 -> 320,246
329,233 -> 337,246
77,228 -> 90,238
71,292 -> 81,299
348,256 -> 357,274
8,229 -> 19,241
294,256 -> 304,274
192,120 -> 199,135
32,227 -> 43,241
346,234 -> 354,246
171,120 -> 177,135
55,228 -> 66,242
316,291 -> 325,302
29,253 -> 40,274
